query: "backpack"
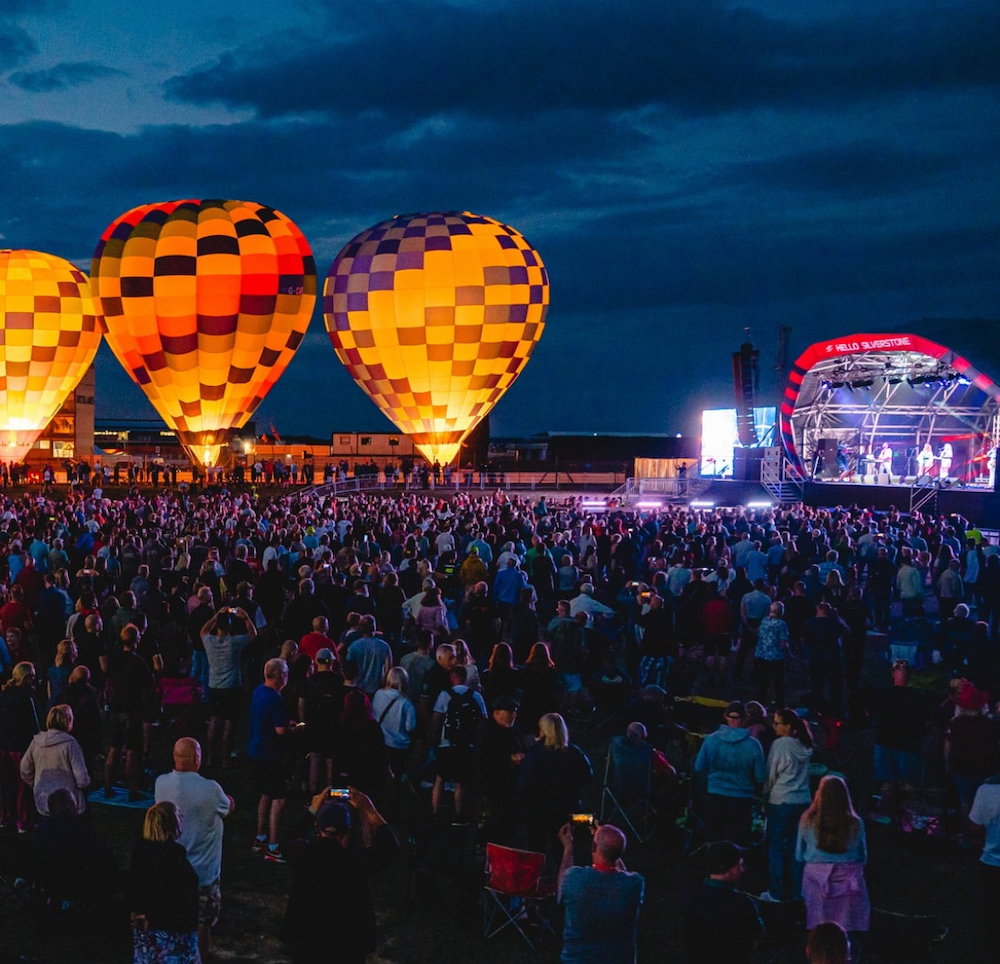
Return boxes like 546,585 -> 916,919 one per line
443,687 -> 483,748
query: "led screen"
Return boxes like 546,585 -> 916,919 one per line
700,407 -> 775,476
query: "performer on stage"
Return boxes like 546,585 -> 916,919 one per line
939,441 -> 953,480
917,442 -> 935,479
876,442 -> 893,484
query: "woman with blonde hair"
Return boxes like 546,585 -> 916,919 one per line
21,703 -> 89,816
516,711 -> 592,852
797,775 -> 870,946
129,801 -> 200,963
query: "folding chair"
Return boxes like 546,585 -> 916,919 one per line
482,843 -> 556,950
600,736 -> 655,842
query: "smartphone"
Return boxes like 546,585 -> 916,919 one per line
570,813 -> 595,827
327,788 -> 351,800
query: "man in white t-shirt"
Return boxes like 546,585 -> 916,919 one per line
155,738 -> 233,957
970,776 -> 1000,947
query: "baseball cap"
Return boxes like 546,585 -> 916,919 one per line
702,840 -> 745,875
492,695 -> 521,713
315,801 -> 351,834
316,648 -> 335,665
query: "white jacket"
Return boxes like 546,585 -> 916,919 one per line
20,729 -> 90,815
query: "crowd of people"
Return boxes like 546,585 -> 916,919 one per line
0,480 -> 995,961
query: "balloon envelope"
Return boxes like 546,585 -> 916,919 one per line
0,249 -> 102,463
324,211 -> 549,465
92,199 -> 316,467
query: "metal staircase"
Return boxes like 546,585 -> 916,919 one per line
760,448 -> 804,505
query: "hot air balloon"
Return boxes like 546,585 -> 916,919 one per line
91,199 -> 316,467
0,249 -> 102,463
324,211 -> 549,466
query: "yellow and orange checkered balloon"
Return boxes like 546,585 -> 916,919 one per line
92,199 -> 316,467
324,212 -> 549,466
0,250 -> 102,463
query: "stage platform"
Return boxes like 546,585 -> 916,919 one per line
678,478 -> 1000,526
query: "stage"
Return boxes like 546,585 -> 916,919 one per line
683,477 -> 1000,527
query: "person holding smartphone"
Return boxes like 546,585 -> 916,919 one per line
281,786 -> 398,964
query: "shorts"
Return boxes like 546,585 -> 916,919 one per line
436,745 -> 475,784
198,879 -> 222,929
559,672 -> 584,694
873,745 -> 924,787
108,711 -> 144,752
251,760 -> 288,799
209,687 -> 243,722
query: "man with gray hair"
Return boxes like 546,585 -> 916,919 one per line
557,821 -> 644,963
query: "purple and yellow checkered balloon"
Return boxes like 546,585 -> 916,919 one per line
0,249 -> 101,463
324,212 -> 549,465
92,199 -> 316,467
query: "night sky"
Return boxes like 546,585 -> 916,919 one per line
1,0 -> 998,440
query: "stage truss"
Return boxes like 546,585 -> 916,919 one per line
781,335 -> 1000,484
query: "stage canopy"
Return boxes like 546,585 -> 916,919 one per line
779,332 -> 1000,482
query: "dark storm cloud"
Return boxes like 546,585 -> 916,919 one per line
0,0 -> 65,13
9,61 -> 127,92
0,111 -> 633,267
0,20 -> 34,68
728,141 -> 961,200
544,207 -> 1000,315
164,0 -> 1000,121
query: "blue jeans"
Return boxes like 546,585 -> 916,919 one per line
767,802 -> 807,900
191,650 -> 210,702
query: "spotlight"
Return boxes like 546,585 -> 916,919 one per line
690,500 -> 716,508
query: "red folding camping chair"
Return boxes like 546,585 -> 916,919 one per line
482,843 -> 556,950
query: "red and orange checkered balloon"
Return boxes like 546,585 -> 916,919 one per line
324,212 -> 549,466
0,249 -> 102,463
92,199 -> 316,467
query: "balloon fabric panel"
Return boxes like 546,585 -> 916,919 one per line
0,249 -> 102,462
92,199 -> 316,465
324,212 -> 548,465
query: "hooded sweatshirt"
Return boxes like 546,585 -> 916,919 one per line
694,725 -> 766,798
765,736 -> 813,805
20,728 -> 90,815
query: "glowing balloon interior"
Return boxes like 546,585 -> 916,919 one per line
324,211 -> 549,465
92,199 -> 316,467
0,250 -> 102,463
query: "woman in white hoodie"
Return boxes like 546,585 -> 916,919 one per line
764,708 -> 813,901
20,704 -> 90,816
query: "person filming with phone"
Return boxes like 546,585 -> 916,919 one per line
557,819 -> 644,964
280,785 -> 398,964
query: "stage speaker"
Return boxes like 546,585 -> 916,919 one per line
732,343 -> 759,447
733,447 -> 767,481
